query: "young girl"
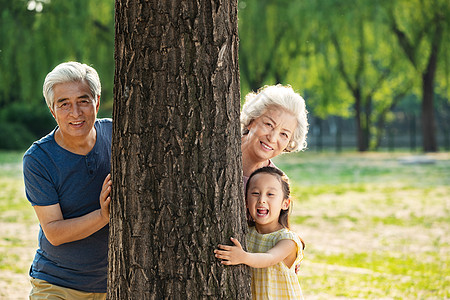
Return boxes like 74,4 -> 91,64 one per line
215,166 -> 305,299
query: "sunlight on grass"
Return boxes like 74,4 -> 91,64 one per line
0,178 -> 35,223
274,151 -> 450,299
0,151 -> 449,298
0,151 -> 38,277
301,249 -> 449,299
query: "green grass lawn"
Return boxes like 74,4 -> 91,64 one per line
0,151 -> 39,298
273,151 -> 450,299
0,150 -> 448,299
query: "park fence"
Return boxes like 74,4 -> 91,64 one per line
307,113 -> 450,152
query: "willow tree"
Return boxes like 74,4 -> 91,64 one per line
0,0 -> 114,149
385,0 -> 450,152
293,0 -> 415,151
108,0 -> 250,299
238,0 -> 308,93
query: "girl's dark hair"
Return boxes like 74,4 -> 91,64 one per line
245,166 -> 291,229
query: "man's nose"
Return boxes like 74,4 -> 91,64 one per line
70,103 -> 82,117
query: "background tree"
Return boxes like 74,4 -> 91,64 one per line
1,0 -> 448,152
284,0 -> 416,151
238,0 -> 449,152
238,0 -> 307,93
0,0 -> 114,149
108,0 -> 251,298
385,0 -> 449,152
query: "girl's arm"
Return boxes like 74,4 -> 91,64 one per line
214,237 -> 297,268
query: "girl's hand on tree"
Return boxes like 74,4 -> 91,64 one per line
99,173 -> 112,221
215,237 -> 247,266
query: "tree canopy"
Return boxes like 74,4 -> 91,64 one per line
0,0 -> 448,150
238,0 -> 449,151
0,0 -> 114,148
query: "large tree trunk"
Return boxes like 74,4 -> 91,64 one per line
389,7 -> 443,153
108,1 -> 251,299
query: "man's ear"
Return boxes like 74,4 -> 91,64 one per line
49,107 -> 56,119
95,96 -> 100,113
282,198 -> 291,210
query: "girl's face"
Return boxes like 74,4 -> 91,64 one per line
244,107 -> 297,162
246,172 -> 290,234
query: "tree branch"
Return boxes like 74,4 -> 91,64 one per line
330,32 -> 355,93
386,9 -> 417,67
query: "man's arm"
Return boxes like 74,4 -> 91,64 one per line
33,174 -> 111,246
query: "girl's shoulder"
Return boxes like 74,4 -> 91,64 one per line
250,227 -> 300,244
275,228 -> 304,265
274,228 -> 299,242
273,228 -> 304,254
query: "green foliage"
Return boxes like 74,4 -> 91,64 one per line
0,101 -> 55,150
0,101 -> 55,136
0,0 -> 114,149
238,0 -> 449,151
0,0 -> 448,150
0,122 -> 35,150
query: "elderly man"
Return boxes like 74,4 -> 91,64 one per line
23,62 -> 112,299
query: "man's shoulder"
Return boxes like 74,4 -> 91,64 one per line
96,118 -> 112,125
23,130 -> 56,159
96,118 -> 112,134
97,117 -> 112,125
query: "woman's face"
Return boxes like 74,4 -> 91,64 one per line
244,107 -> 297,162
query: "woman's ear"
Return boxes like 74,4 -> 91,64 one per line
282,198 -> 291,210
246,120 -> 255,132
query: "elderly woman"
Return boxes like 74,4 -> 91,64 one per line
240,84 -> 308,274
241,84 -> 308,185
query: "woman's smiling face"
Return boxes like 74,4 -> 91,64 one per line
245,106 -> 297,162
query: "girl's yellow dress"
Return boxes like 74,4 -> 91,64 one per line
247,227 -> 304,300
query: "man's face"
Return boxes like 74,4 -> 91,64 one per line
51,80 -> 99,140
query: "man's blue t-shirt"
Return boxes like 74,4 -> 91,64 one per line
23,118 -> 112,293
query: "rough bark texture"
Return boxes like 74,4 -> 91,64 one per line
108,0 -> 251,299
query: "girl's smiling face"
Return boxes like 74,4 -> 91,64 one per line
246,172 -> 290,234
244,106 -> 297,163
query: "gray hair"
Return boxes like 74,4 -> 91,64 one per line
241,84 -> 308,152
43,62 -> 101,109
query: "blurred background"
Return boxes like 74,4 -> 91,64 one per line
0,0 -> 449,152
0,1 -> 449,299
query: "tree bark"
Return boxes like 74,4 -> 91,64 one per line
108,0 -> 251,299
